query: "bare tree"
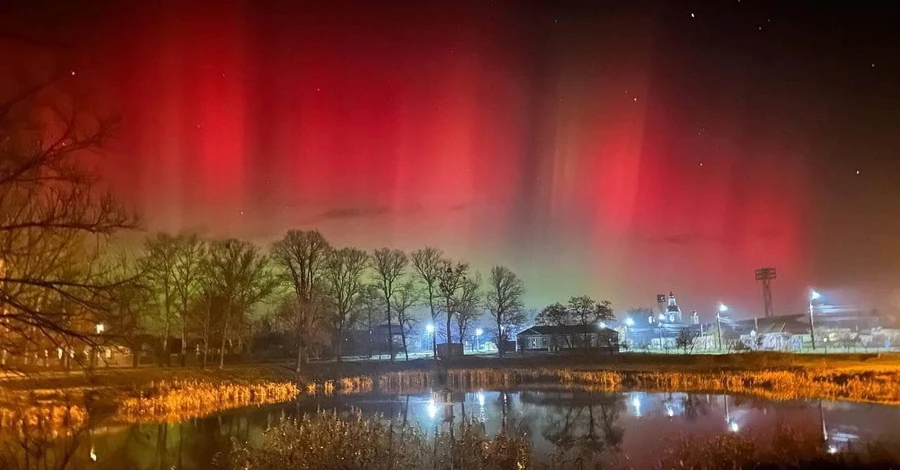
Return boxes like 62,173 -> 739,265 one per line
0,83 -> 138,372
101,252 -> 153,368
567,296 -> 615,348
141,233 -> 179,365
358,284 -> 383,358
372,248 -> 408,361
485,265 -> 526,357
322,247 -> 368,361
171,234 -> 206,366
204,239 -> 276,369
270,230 -> 330,371
411,247 -> 442,358
454,273 -> 482,350
437,260 -> 470,345
392,280 -> 421,361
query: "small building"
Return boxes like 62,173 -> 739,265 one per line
517,325 -> 619,353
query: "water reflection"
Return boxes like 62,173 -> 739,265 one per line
3,389 -> 898,469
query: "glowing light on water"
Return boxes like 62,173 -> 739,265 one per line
427,399 -> 437,419
827,445 -> 838,454
729,421 -> 740,433
631,395 -> 642,417
476,391 -> 485,407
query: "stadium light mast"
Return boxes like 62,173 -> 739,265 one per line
754,267 -> 777,318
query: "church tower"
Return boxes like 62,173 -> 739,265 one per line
666,291 -> 683,323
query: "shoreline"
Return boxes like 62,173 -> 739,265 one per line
2,351 -> 900,424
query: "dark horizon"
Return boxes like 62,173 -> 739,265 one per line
2,0 -> 899,318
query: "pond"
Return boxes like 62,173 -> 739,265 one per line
16,388 -> 900,469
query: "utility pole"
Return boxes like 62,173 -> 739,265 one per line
754,267 -> 776,318
716,303 -> 728,352
808,290 -> 820,350
716,313 -> 723,352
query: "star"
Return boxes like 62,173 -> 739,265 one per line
70,70 -> 76,76
855,169 -> 860,175
871,63 -> 876,68
633,96 -> 638,102
690,13 -> 695,18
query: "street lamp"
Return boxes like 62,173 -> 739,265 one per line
475,328 -> 483,351
808,290 -> 820,350
426,324 -> 435,334
716,304 -> 728,352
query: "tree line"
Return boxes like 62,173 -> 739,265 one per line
106,231 -> 535,370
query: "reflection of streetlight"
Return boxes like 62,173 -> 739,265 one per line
427,398 -> 438,419
475,328 -> 483,351
630,395 -> 642,417
729,421 -> 740,433
809,290 -> 820,350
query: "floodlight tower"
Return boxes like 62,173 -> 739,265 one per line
754,267 -> 777,318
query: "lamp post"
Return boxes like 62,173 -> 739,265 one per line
808,290 -> 820,350
717,304 -> 728,352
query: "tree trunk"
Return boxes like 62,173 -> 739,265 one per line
337,317 -> 344,362
295,337 -> 307,372
496,318 -> 504,358
218,318 -> 228,369
179,320 -> 187,367
445,300 -> 453,345
429,293 -> 437,359
400,322 -> 409,361
386,298 -> 394,361
131,346 -> 139,368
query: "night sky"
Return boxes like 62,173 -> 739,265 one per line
2,1 -> 899,318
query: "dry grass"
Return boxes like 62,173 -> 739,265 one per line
0,404 -> 86,438
224,411 -> 533,470
118,379 -> 299,423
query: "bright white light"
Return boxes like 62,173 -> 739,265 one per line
827,445 -> 838,454
690,12 -> 695,18
625,317 -> 635,326
90,447 -> 97,461
729,421 -> 740,433
631,396 -> 642,417
647,316 -> 654,324
666,406 -> 674,417
426,324 -> 435,333
810,290 -> 821,301
658,313 -> 666,321
598,321 -> 607,329
95,323 -> 105,334
476,328 -> 483,336
427,399 -> 437,419
476,391 -> 485,407
718,303 -> 729,313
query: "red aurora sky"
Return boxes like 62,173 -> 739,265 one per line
3,1 -> 900,317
